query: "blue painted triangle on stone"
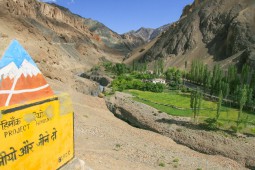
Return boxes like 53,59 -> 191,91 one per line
0,40 -> 37,69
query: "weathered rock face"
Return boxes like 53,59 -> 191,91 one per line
141,0 -> 255,68
198,0 -> 255,59
181,0 -> 205,18
6,0 -> 91,40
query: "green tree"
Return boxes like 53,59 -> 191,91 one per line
190,60 -> 195,82
221,81 -> 229,99
246,88 -> 253,109
237,86 -> 248,128
216,90 -> 223,120
103,62 -> 113,72
227,65 -> 238,95
190,88 -> 202,123
211,64 -> 223,95
203,65 -> 211,92
190,91 -> 195,109
113,63 -> 129,75
165,67 -> 182,89
241,64 -> 250,85
175,69 -> 183,88
197,91 -> 202,124
158,59 -> 164,75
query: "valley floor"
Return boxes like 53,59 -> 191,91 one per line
48,79 -> 246,170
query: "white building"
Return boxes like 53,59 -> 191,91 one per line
152,78 -> 166,84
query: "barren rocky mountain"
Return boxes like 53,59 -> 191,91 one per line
137,0 -> 255,69
122,24 -> 170,43
121,24 -> 171,51
124,27 -> 155,42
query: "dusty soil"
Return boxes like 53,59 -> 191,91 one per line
106,92 -> 255,169
48,79 -> 246,170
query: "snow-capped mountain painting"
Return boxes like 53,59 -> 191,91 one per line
0,40 -> 54,107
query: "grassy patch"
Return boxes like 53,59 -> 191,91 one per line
126,90 -> 255,133
134,97 -> 193,117
173,158 -> 179,163
158,162 -> 165,167
128,90 -> 255,120
113,143 -> 122,151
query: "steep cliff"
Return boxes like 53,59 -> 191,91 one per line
140,0 -> 255,69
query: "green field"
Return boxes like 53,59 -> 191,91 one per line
126,90 -> 255,132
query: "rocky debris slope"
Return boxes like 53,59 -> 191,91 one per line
106,92 -> 255,169
140,0 -> 255,68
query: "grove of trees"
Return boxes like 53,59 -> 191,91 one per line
111,75 -> 165,93
188,60 -> 255,111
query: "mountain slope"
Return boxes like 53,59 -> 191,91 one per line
139,0 -> 255,69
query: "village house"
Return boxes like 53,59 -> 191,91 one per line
152,78 -> 166,84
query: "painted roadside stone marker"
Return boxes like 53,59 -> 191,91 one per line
0,40 -> 74,170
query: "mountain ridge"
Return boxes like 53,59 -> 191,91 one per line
122,24 -> 171,43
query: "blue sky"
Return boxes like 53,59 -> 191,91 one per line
40,0 -> 194,34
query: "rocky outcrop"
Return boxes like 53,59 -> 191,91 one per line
141,0 -> 255,68
181,0 -> 205,18
106,92 -> 255,169
80,72 -> 112,86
